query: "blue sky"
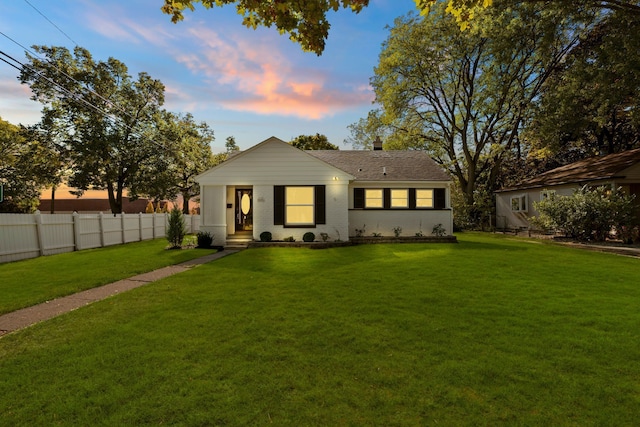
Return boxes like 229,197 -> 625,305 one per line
0,0 -> 417,152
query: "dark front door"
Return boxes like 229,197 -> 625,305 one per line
235,189 -> 253,232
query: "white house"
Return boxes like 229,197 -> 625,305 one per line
496,148 -> 640,230
196,137 -> 453,246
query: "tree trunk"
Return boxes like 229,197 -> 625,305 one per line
182,193 -> 190,215
50,186 -> 56,214
107,182 -> 123,214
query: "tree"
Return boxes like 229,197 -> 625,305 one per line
161,1 -> 640,55
366,3 -> 594,226
166,205 -> 187,248
0,118 -> 38,212
290,133 -> 338,150
161,0 -> 370,55
527,10 -> 640,159
136,111 -> 216,214
225,136 -> 240,153
20,46 -> 166,214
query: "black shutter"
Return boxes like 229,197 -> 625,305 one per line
384,188 -> 391,209
434,188 -> 446,209
315,185 -> 326,224
274,186 -> 284,225
354,188 -> 364,209
409,188 -> 416,209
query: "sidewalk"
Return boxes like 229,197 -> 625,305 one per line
0,250 -> 239,337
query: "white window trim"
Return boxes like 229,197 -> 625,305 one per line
285,186 -> 315,226
511,194 -> 528,212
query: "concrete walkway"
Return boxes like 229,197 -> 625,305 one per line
0,250 -> 238,337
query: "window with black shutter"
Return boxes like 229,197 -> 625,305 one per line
434,188 -> 446,209
273,185 -> 326,227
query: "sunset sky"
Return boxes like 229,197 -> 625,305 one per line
0,0 -> 417,152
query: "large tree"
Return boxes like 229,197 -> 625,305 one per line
136,111 -> 217,214
20,46 -> 166,214
365,3 -> 595,224
527,9 -> 640,159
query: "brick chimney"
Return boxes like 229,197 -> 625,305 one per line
373,136 -> 383,151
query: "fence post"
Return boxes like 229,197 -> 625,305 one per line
139,212 -> 143,241
99,212 -> 105,247
152,213 -> 157,239
121,212 -> 126,244
73,212 -> 81,251
34,210 -> 45,256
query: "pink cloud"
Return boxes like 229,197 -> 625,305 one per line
175,26 -> 374,120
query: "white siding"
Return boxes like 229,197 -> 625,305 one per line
197,138 -> 353,185
496,185 -> 578,230
621,163 -> 640,180
349,210 -> 453,237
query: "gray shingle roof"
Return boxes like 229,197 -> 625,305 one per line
307,150 -> 450,182
498,148 -> 640,192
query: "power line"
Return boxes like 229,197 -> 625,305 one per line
22,0 -> 79,47
0,30 -> 138,122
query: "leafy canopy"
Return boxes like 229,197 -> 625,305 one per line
161,1 -> 640,54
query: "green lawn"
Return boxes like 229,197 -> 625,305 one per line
0,239 -> 217,315
1,233 -> 639,425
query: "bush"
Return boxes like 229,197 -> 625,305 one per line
196,231 -> 214,248
260,231 -> 272,242
166,206 -> 187,249
533,185 -> 637,242
432,224 -> 446,237
320,232 -> 329,242
283,236 -> 295,242
302,232 -> 315,242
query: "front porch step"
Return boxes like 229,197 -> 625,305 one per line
225,235 -> 253,249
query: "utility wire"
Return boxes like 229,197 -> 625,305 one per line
0,30 -> 137,122
0,50 -> 174,155
22,0 -> 79,47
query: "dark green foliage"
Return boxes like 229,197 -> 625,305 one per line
196,231 -> 214,248
533,186 -> 637,241
283,236 -> 295,242
166,207 -> 187,248
302,232 -> 315,242
259,231 -> 272,242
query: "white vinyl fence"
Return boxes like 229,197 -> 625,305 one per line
0,212 -> 200,264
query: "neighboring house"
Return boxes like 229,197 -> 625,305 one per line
496,148 -> 640,230
195,136 -> 453,246
38,183 -> 196,214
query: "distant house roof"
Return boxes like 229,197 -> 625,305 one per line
498,148 -> 640,192
307,150 -> 450,182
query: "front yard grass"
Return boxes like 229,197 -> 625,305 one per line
1,232 -> 639,425
0,239 -> 217,315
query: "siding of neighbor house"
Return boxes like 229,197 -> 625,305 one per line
496,184 -> 578,230
496,156 -> 640,230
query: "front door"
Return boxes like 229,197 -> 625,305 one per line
235,189 -> 253,232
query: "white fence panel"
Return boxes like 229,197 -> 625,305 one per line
153,214 -> 167,238
0,212 -> 193,264
123,214 -> 141,243
0,214 -> 40,263
40,214 -> 75,256
76,214 -> 102,251
140,215 -> 155,240
102,214 -> 124,246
